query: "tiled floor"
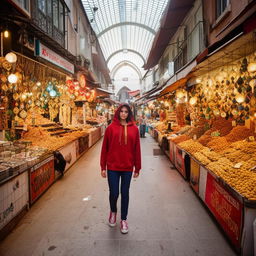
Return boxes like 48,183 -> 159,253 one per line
0,135 -> 236,256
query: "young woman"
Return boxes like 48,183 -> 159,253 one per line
100,104 -> 141,234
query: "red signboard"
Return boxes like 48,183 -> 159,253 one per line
175,148 -> 186,178
30,157 -> 55,204
205,172 -> 243,249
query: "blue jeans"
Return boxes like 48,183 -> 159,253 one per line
107,170 -> 133,220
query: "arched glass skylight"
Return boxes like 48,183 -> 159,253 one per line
82,0 -> 168,74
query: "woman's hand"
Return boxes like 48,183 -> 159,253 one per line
133,172 -> 139,178
101,170 -> 107,178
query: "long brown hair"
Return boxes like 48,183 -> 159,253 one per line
118,104 -> 134,123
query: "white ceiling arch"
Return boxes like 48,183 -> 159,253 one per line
82,0 -> 169,74
111,60 -> 142,80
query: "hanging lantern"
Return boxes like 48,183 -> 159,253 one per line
49,90 -> 57,97
207,76 -> 213,87
4,30 -> 9,38
235,93 -> 245,103
248,63 -> 256,73
189,97 -> 197,105
176,90 -> 184,99
249,79 -> 256,93
20,93 -> 27,101
46,84 -> 53,92
8,74 -> 18,83
5,52 -> 17,63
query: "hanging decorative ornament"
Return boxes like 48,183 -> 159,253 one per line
36,81 -> 42,87
13,107 -> 19,115
176,90 -> 184,99
235,93 -> 245,103
213,109 -> 220,116
20,93 -> 27,101
49,90 -> 57,97
189,96 -> 197,105
8,74 -> 18,83
1,84 -> 8,91
248,63 -> 256,73
249,79 -> 256,93
13,93 -> 19,100
79,74 -> 86,88
5,52 -> 17,63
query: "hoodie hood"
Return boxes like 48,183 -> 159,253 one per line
112,104 -> 134,126
112,104 -> 135,145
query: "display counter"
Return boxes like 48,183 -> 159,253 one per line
188,154 -> 256,255
89,126 -> 102,147
0,170 -> 29,240
169,140 -> 176,164
29,155 -> 55,205
175,145 -> 190,180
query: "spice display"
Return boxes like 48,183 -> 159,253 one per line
171,134 -> 190,144
178,139 -> 205,154
225,125 -> 255,142
206,137 -> 231,152
186,126 -> 206,139
197,135 -> 212,146
20,126 -> 89,151
199,148 -> 221,161
193,152 -> 211,165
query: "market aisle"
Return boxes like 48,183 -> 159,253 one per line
0,135 -> 236,256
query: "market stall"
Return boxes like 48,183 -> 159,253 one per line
142,40 -> 256,254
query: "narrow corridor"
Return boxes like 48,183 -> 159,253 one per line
0,136 -> 236,256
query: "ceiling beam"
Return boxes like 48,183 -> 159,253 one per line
97,22 -> 156,38
107,49 -> 146,64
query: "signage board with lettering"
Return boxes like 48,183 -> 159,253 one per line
29,156 -> 55,204
35,40 -> 74,74
205,172 -> 243,250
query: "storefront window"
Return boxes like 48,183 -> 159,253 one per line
53,0 -> 59,28
38,0 -> 46,14
59,2 -> 64,32
47,0 -> 52,17
14,0 -> 30,13
216,0 -> 228,19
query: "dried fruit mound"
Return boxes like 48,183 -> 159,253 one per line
225,126 -> 255,142
198,135 -> 212,146
204,117 -> 233,136
186,126 -> 206,139
206,137 -> 231,152
178,139 -> 205,154
172,134 -> 190,144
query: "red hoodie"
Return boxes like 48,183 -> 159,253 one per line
100,104 -> 141,173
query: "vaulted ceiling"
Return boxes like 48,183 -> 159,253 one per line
82,0 -> 169,79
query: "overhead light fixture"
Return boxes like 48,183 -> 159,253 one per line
4,30 -> 9,38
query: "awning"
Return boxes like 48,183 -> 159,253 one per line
95,88 -> 114,98
101,98 -> 119,105
144,0 -> 194,69
128,90 -> 140,98
159,78 -> 187,97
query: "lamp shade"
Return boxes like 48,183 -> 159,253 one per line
235,93 -> 245,103
5,52 -> 17,63
8,74 -> 18,83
